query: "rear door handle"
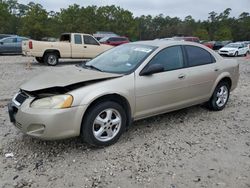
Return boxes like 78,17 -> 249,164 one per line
84,46 -> 87,48
178,74 -> 186,79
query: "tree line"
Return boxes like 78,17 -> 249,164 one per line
0,0 -> 250,41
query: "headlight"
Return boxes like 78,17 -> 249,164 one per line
31,95 -> 73,109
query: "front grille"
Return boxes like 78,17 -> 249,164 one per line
220,50 -> 228,53
15,92 -> 28,105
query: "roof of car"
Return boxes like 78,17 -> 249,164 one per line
132,39 -> 198,47
131,39 -> 223,61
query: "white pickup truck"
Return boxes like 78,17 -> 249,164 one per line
22,33 -> 113,66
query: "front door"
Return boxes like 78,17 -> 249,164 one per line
82,35 -> 104,58
135,45 -> 189,119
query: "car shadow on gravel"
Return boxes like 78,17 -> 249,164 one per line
0,54 -> 22,56
6,104 -> 208,156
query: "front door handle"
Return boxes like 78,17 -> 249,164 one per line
84,46 -> 87,48
214,68 -> 219,72
178,74 -> 186,79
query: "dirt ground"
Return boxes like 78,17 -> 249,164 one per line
0,55 -> 249,188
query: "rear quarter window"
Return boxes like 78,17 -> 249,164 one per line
74,34 -> 82,44
185,45 -> 215,67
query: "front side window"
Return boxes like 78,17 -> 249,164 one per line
185,45 -> 215,67
74,34 -> 82,44
148,46 -> 184,71
84,36 -> 99,45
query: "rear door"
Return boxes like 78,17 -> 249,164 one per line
240,43 -> 248,55
182,45 -> 219,103
16,37 -> 26,54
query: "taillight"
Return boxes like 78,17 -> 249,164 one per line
29,41 -> 33,49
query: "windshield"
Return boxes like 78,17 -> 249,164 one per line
84,44 -> 156,74
225,43 -> 241,48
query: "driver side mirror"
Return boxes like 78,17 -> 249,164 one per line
140,64 -> 164,76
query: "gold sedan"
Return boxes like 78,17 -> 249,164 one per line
8,40 -> 239,146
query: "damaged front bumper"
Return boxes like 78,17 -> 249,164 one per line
8,92 -> 86,140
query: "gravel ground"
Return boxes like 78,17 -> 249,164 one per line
0,56 -> 250,188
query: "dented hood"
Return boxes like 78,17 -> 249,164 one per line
21,65 -> 121,92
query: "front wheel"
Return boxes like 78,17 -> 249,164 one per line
81,101 -> 127,147
207,81 -> 230,111
44,53 -> 58,66
234,51 -> 238,57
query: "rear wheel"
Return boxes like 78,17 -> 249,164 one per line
35,57 -> 44,63
81,101 -> 127,147
207,81 -> 230,111
44,52 -> 58,66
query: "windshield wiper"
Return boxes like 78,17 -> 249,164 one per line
83,64 -> 103,72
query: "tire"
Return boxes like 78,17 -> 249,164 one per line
35,57 -> 44,63
234,51 -> 238,57
207,81 -> 230,111
44,52 -> 58,66
81,101 -> 127,147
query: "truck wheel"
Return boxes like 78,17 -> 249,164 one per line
35,57 -> 44,63
44,53 -> 58,66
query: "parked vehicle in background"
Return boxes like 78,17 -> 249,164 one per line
22,33 -> 113,66
243,41 -> 250,51
201,41 -> 214,49
172,36 -> 200,43
8,40 -> 239,146
41,37 -> 58,42
0,36 -> 28,54
218,42 -> 249,57
93,31 -> 119,41
99,36 -> 130,46
0,34 -> 16,40
213,40 -> 232,50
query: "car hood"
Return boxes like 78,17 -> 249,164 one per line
21,65 -> 121,92
219,47 -> 237,51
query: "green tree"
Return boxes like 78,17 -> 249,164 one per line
193,28 -> 209,40
19,3 -> 49,39
0,1 -> 12,33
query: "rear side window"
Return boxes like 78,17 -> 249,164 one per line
74,34 -> 82,44
185,45 -> 215,67
148,45 -> 184,71
84,36 -> 99,45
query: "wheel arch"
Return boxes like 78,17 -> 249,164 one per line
43,49 -> 61,58
210,73 -> 232,97
80,93 -> 132,132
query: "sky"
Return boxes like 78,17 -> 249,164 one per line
18,0 -> 250,20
